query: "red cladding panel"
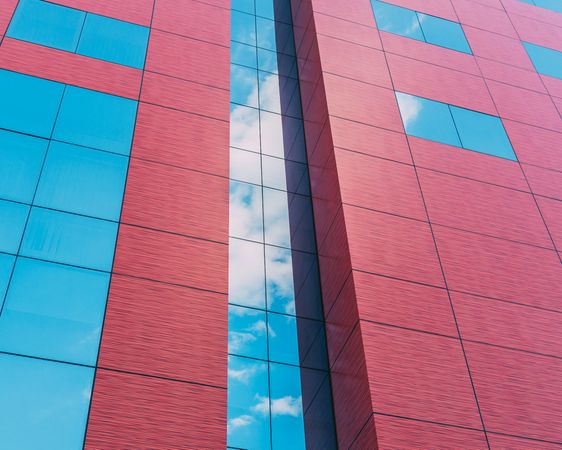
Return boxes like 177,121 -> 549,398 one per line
122,158 -> 228,243
335,148 -> 427,220
85,370 -> 226,449
434,226 -> 562,311
98,275 -> 227,386
0,38 -> 142,99
343,204 -> 445,287
452,291 -> 562,357
146,29 -> 229,89
386,53 -> 497,115
418,168 -> 553,248
349,415 -> 377,450
509,14 -> 562,53
152,0 -> 229,46
310,0 -> 375,26
314,13 -> 382,49
523,164 -> 562,201
51,0 -> 153,25
409,136 -> 529,191
502,0 -> 562,28
488,434 -> 562,450
132,102 -> 229,176
465,342 -> 562,442
451,0 -> 517,37
477,57 -> 547,94
536,196 -> 562,251
0,0 -> 17,35
362,323 -> 482,429
541,75 -> 562,99
113,224 -> 228,293
379,0 -> 457,21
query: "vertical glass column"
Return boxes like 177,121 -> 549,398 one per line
228,1 -> 337,449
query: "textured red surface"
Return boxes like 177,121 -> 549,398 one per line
51,0 -> 153,25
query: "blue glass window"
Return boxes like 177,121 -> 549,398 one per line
232,10 -> 257,46
7,0 -> 85,52
232,42 -> 258,68
263,187 -> 291,248
0,200 -> 29,254
231,65 -> 259,107
0,258 -> 109,365
450,106 -> 516,160
230,104 -> 261,152
0,130 -> 48,203
268,312 -> 299,365
533,0 -> 562,13
371,0 -> 424,41
232,0 -> 255,14
20,207 -> 118,271
230,148 -> 262,185
523,42 -> 562,80
0,253 -> 15,300
228,305 -> 268,359
53,86 -> 137,155
77,14 -> 149,69
266,245 -> 295,314
417,13 -> 471,54
0,353 -> 93,450
396,92 -> 461,147
0,70 -> 65,138
229,181 -> 264,241
229,238 -> 266,309
35,141 -> 128,221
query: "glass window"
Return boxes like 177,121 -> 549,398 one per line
259,71 -> 282,114
450,106 -> 516,160
0,258 -> 109,365
20,207 -> 118,271
7,0 -> 85,52
0,353 -> 93,450
34,141 -> 128,221
230,147 -> 262,185
232,41 -> 258,69
53,86 -> 137,155
0,200 -> 29,254
0,253 -> 15,301
229,238 -> 266,309
229,181 -> 264,242
231,65 -> 259,107
227,356 -> 271,450
0,130 -> 48,203
268,312 -> 299,365
232,0 -> 255,14
230,104 -> 261,153
263,187 -> 291,248
371,0 -> 424,41
77,14 -> 149,69
418,13 -> 472,54
0,70 -> 65,138
533,0 -> 562,13
523,42 -> 562,80
228,305 -> 268,359
256,0 -> 275,19
262,155 -> 288,191
266,245 -> 295,314
269,363 -> 306,450
232,10 -> 257,46
396,92 -> 461,147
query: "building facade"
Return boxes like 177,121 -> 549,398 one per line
0,0 -> 561,449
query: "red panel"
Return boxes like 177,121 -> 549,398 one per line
349,414 -> 377,450
454,291 -> 562,357
452,0 -> 517,38
152,0 -> 229,46
335,148 -> 427,220
523,164 -> 562,201
552,96 -> 562,117
0,0 -> 17,35
503,120 -> 562,172
418,168 -> 553,248
409,136 -> 529,192
330,116 -> 412,164
145,29 -> 229,89
487,79 -> 562,132
317,34 -> 391,88
85,370 -> 226,449
434,225 -> 562,311
510,13 -> 562,53
113,224 -> 228,293
310,0 -> 375,26
314,13 -> 382,49
465,342 -> 562,442
541,75 -> 562,99
489,434 -> 562,449
132,102 -> 229,176
477,57 -> 547,94
381,31 -> 481,76
362,323 -> 482,429
122,158 -> 228,243
379,0 -> 457,21
343,204 -> 445,287
536,196 -> 562,251
386,52 -> 497,115
323,72 -> 403,132
98,275 -> 227,386
502,0 -> 562,28
353,270 -> 457,337
463,26 -> 534,70
0,38 -> 142,99
141,71 -> 229,120
467,0 -> 503,10
51,0 -> 153,25
372,415 -> 488,450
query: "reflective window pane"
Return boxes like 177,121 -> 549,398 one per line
77,14 -> 149,69
450,106 -> 516,160
53,86 -> 137,155
533,0 -> 562,12
35,141 -> 128,221
231,104 -> 261,152
418,13 -> 472,54
266,245 -> 295,314
231,65 -> 259,107
268,312 -> 299,365
21,208 -> 118,271
0,69 -> 65,138
232,0 -> 255,14
0,130 -> 48,203
0,253 -> 15,301
523,42 -> 562,80
371,0 -> 424,41
228,305 -> 268,359
0,199 -> 29,254
232,10 -> 257,46
263,187 -> 291,248
396,92 -> 461,147
0,353 -> 93,450
230,147 -> 262,185
0,258 -> 109,365
229,238 -> 266,309
229,181 -> 264,241
262,155 -> 288,191
232,41 -> 258,68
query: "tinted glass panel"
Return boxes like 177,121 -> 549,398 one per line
229,238 -> 266,309
232,41 -> 258,68
523,42 -> 562,80
229,181 -> 264,242
0,258 -> 109,365
372,0 -> 424,41
0,253 -> 15,300
232,10 -> 257,46
268,312 -> 299,365
418,13 -> 472,54
231,64 -> 259,107
228,305 -> 268,359
0,200 -> 29,254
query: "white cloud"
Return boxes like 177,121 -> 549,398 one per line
251,395 -> 303,417
396,92 -> 422,129
228,414 -> 254,434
